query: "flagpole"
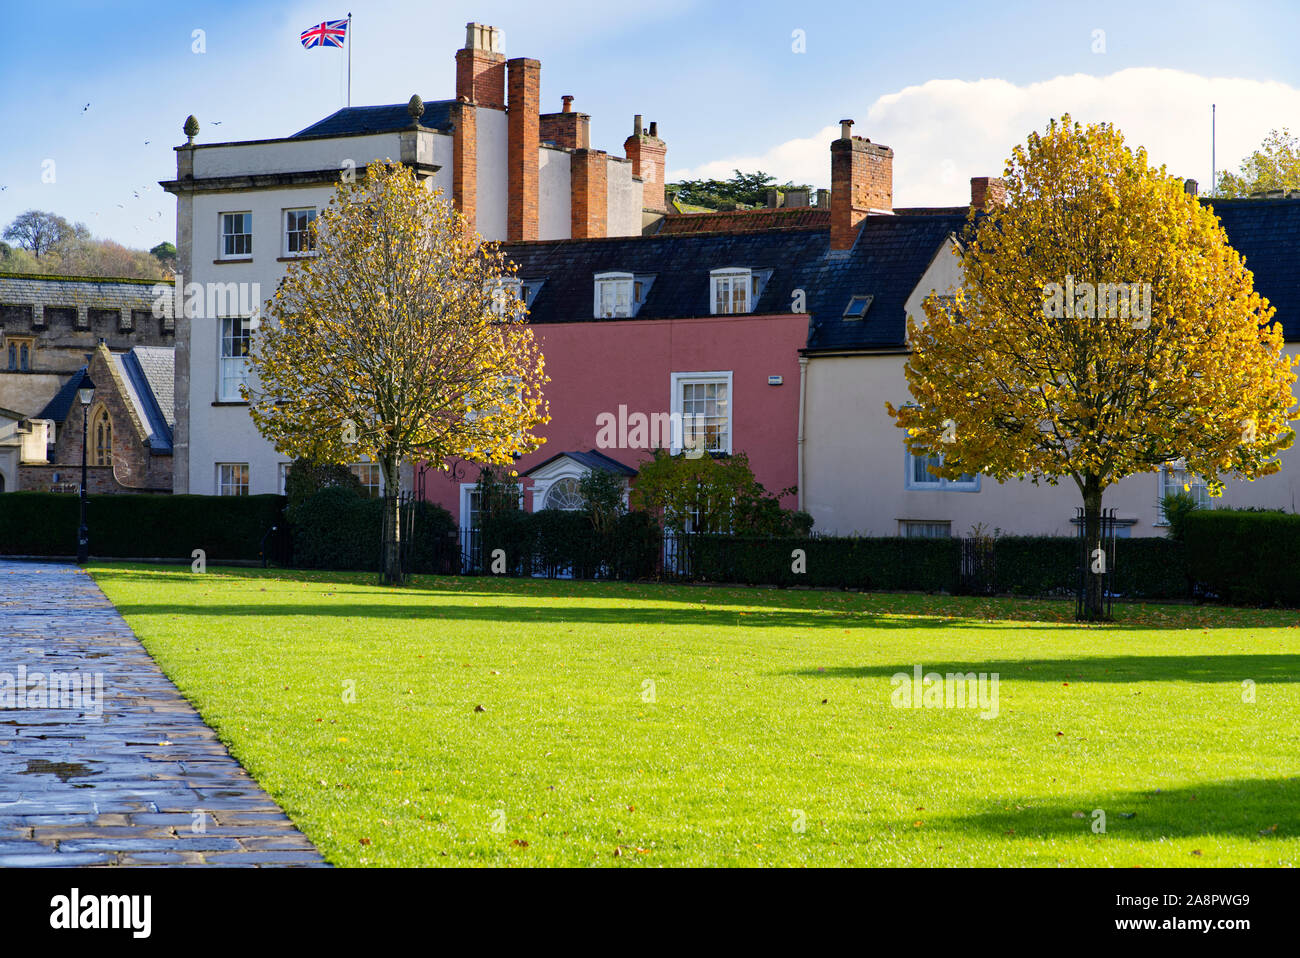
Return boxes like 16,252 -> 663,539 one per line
347,12 -> 352,107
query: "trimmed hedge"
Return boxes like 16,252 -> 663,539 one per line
0,491 -> 285,560
690,535 -> 962,592
481,509 -> 661,580
288,487 -> 458,573
1183,510 -> 1300,606
990,536 -> 1188,600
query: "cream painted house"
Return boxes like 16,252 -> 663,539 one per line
802,198 -> 1300,537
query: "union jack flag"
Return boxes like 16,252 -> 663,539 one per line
300,19 -> 348,49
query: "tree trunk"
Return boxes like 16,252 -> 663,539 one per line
1080,478 -> 1108,622
381,454 -> 402,586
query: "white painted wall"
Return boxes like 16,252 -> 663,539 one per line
605,156 -> 641,237
475,109 -> 508,239
538,147 -> 571,240
187,183 -> 342,495
195,134 -> 407,178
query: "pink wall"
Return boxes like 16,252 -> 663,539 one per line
418,312 -> 809,523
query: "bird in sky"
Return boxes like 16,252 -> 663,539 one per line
82,102 -> 90,112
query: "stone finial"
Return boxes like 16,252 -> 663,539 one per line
407,95 -> 425,124
183,115 -> 199,145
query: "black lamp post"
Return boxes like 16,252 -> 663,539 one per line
76,372 -> 95,563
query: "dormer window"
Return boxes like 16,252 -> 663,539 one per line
487,278 -> 524,317
710,267 -> 771,315
594,272 -> 633,318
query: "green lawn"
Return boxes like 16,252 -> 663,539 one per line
91,564 -> 1300,867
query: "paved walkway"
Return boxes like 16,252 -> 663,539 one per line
0,560 -> 325,866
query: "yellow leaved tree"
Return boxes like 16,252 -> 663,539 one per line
248,160 -> 549,584
887,116 -> 1296,620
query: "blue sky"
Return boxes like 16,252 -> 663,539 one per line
3,0 -> 1299,249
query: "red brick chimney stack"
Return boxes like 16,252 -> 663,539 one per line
454,22 -> 506,109
970,176 -> 1007,210
624,114 -> 667,214
829,119 -> 893,251
540,95 -> 590,150
507,56 -> 541,241
571,150 -> 608,238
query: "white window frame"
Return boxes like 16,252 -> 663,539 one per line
277,462 -> 291,495
220,212 -> 252,259
218,316 -> 252,402
350,461 -> 383,498
904,448 -> 980,492
283,208 -> 317,256
670,370 -> 733,455
459,483 -> 483,531
1156,462 -> 1211,525
900,520 -> 953,538
216,462 -> 249,496
710,268 -> 752,315
594,272 -> 635,318
486,277 -> 524,317
460,480 -> 524,530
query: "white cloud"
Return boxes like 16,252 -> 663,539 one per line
668,68 -> 1300,206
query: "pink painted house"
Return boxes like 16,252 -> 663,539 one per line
415,227 -> 827,526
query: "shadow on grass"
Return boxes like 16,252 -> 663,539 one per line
921,777 -> 1299,841
87,564 -> 1300,632
787,655 -> 1300,683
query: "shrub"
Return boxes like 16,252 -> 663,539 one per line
0,492 -> 284,560
1183,509 -> 1300,606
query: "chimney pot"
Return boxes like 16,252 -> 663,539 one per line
562,95 -> 573,113
840,119 -> 854,139
648,121 -> 658,138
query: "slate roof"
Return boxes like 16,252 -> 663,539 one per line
117,347 -> 175,453
524,449 -> 639,477
128,346 -> 175,428
500,197 -> 1300,357
1208,197 -> 1300,341
799,213 -> 967,351
502,229 -> 830,327
37,368 -> 85,423
292,99 -> 455,137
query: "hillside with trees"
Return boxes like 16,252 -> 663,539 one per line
1,209 -> 173,279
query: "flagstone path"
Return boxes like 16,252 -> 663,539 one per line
0,560 -> 326,866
